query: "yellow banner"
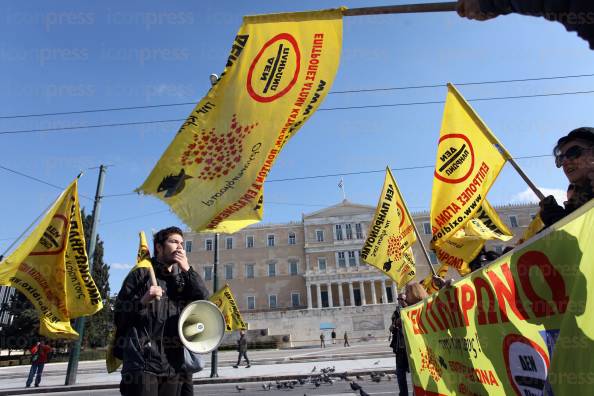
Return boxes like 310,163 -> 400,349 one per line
360,167 -> 416,288
519,214 -> 545,244
210,284 -> 246,331
0,179 -> 103,339
430,84 -> 506,251
138,9 -> 344,233
435,199 -> 513,275
421,263 -> 450,294
402,201 -> 594,396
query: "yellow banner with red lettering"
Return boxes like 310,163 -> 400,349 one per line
402,201 -> 594,396
361,167 -> 416,288
138,9 -> 344,233
210,284 -> 246,331
0,179 -> 103,339
430,84 -> 507,251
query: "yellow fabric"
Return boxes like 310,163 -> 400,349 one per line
434,199 -> 513,275
0,179 -> 102,339
421,264 -> 450,294
430,84 -> 506,253
138,9 -> 344,233
209,284 -> 246,331
402,201 -> 594,395
520,213 -> 545,243
361,167 -> 417,288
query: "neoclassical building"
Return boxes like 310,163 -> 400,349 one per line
185,200 -> 539,314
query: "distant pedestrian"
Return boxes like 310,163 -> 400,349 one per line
331,330 -> 336,344
233,330 -> 250,368
26,340 -> 52,388
320,332 -> 326,348
343,332 -> 350,347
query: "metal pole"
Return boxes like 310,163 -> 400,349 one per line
210,233 -> 219,377
65,165 -> 106,385
343,2 -> 456,16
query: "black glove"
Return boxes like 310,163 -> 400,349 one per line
539,195 -> 566,227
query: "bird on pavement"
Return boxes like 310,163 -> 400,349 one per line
350,381 -> 362,391
386,374 -> 393,381
236,385 -> 245,392
360,389 -> 370,396
356,374 -> 364,380
298,378 -> 306,385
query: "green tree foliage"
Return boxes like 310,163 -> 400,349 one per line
0,291 -> 38,353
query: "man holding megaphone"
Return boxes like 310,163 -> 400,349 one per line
114,227 -> 210,396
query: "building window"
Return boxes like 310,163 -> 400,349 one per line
316,230 -> 324,242
246,235 -> 254,248
225,264 -> 233,280
345,223 -> 353,240
509,215 -> 519,228
429,251 -> 438,265
245,263 -> 255,279
335,224 -> 343,241
423,222 -> 431,235
247,296 -> 255,310
291,292 -> 300,307
268,262 -> 276,277
318,257 -> 327,271
289,260 -> 298,275
185,241 -> 192,252
337,252 -> 346,268
267,234 -> 275,247
204,266 -> 213,281
355,223 -> 363,239
348,251 -> 357,266
269,295 -> 277,309
226,237 -> 233,250
288,232 -> 296,245
205,239 -> 213,251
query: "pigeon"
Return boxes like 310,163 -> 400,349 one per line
356,375 -> 364,380
236,385 -> 245,392
350,381 -> 362,391
360,389 -> 370,396
386,374 -> 393,381
371,375 -> 381,383
298,378 -> 306,385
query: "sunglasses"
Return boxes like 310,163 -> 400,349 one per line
555,145 -> 592,168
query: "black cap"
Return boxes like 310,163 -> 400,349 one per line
554,127 -> 594,155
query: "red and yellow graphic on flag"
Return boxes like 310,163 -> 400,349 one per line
210,284 -> 246,331
430,84 -> 507,251
0,179 -> 103,339
361,167 -> 416,288
402,200 -> 594,395
138,9 -> 344,233
434,199 -> 513,275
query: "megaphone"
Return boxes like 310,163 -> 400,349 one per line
178,300 -> 225,354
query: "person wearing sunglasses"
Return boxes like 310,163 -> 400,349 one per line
540,127 -> 594,227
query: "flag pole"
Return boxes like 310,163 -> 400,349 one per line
447,83 -> 545,201
389,168 -> 437,276
343,2 -> 457,16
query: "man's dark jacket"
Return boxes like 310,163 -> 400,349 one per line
114,260 -> 209,377
478,0 -> 594,49
238,333 -> 248,353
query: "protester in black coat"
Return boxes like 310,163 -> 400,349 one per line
233,330 -> 250,368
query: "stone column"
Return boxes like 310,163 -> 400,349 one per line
359,280 -> 367,305
327,283 -> 334,308
306,282 -> 312,309
316,283 -> 322,309
348,282 -> 355,306
391,282 -> 397,302
338,282 -> 345,307
370,280 -> 378,304
381,279 -> 388,304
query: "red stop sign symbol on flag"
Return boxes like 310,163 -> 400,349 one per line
503,334 -> 550,396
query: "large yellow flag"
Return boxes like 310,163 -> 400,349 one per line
138,9 -> 344,233
434,199 -> 513,275
0,179 -> 103,338
209,284 -> 246,331
430,83 -> 507,251
360,167 -> 417,288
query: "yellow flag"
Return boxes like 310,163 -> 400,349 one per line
209,284 -> 246,331
434,199 -> 513,275
421,263 -> 449,294
430,83 -> 507,251
0,179 -> 103,339
519,213 -> 545,243
138,9 -> 344,233
360,167 -> 416,288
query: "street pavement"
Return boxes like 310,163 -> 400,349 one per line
0,341 -> 402,395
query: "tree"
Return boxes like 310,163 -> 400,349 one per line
81,209 -> 113,348
0,291 -> 38,353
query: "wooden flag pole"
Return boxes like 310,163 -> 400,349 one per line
343,2 -> 457,16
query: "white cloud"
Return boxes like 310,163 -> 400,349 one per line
111,262 -> 133,270
510,187 -> 567,204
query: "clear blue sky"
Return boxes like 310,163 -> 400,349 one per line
1,1 -> 593,292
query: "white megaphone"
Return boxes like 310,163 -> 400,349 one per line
178,300 -> 226,354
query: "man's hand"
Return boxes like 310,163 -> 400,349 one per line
141,285 -> 163,305
432,275 -> 454,290
457,0 -> 497,21
174,249 -> 190,272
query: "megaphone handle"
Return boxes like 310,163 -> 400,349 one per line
148,266 -> 161,301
